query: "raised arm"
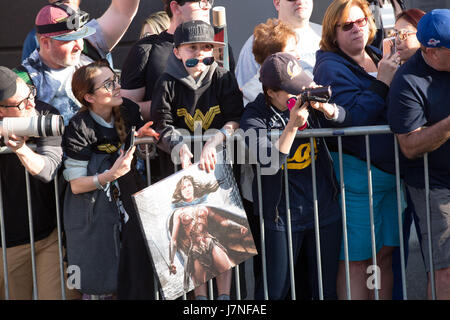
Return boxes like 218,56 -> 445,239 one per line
96,0 -> 140,51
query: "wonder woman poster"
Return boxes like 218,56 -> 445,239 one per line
132,154 -> 257,300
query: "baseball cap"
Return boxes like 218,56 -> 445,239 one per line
35,3 -> 95,41
259,52 -> 314,94
0,66 -> 19,101
174,20 -> 224,48
417,9 -> 450,49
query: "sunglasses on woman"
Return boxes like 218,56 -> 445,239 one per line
392,29 -> 417,41
185,57 -> 215,68
338,17 -> 368,32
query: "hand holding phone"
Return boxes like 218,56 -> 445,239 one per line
123,126 -> 136,154
383,37 -> 396,57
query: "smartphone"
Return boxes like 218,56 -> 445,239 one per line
122,126 -> 136,154
383,37 -> 396,57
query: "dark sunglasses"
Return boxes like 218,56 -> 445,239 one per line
93,74 -> 120,92
185,56 -> 215,68
0,85 -> 36,110
338,17 -> 368,32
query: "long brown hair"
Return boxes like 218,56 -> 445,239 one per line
71,60 -> 127,143
172,175 -> 220,203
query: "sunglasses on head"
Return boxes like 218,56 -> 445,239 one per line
338,17 -> 368,32
185,56 -> 215,68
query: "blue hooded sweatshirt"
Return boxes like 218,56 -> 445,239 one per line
313,47 -> 395,174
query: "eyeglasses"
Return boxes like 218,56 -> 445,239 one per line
185,56 -> 215,68
93,74 -> 120,92
392,29 -> 417,41
0,85 -> 36,110
182,0 -> 214,9
338,17 -> 368,32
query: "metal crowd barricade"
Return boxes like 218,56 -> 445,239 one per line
0,124 -> 439,300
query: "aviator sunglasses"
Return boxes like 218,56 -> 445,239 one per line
185,56 -> 215,68
338,17 -> 368,32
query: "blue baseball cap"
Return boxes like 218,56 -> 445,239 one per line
417,9 -> 450,49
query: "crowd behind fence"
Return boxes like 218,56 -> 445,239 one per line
0,125 -> 436,300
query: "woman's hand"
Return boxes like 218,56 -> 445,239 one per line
108,147 -> 136,181
377,52 -> 400,87
179,143 -> 193,169
310,101 -> 337,119
169,263 -> 177,275
136,121 -> 159,139
287,97 -> 309,129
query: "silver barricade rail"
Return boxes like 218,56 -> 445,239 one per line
0,124 -> 437,299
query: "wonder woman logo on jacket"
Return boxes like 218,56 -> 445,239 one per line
177,105 -> 221,132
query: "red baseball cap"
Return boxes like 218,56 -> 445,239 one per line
35,4 -> 95,41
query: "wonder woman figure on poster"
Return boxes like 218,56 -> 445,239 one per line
168,175 -> 250,289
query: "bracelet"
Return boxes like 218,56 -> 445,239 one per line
93,173 -> 106,191
219,127 -> 232,139
298,122 -> 308,131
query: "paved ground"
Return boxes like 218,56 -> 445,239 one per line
405,223 -> 427,300
243,223 -> 428,300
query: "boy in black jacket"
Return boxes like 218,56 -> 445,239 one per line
151,20 -> 244,300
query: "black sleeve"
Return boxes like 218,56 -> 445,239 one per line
121,97 -> 145,130
63,113 -> 95,161
120,42 -> 151,90
150,75 -> 184,154
216,68 -> 244,124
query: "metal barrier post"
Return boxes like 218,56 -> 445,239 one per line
24,170 -> 38,300
337,137 -> 351,300
310,137 -> 324,300
0,175 -> 10,300
53,178 -> 66,300
365,135 -> 379,300
283,160 -> 296,300
256,164 -> 268,300
424,154 -> 436,300
394,138 -> 407,299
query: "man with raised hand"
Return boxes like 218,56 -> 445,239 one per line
17,0 -> 140,125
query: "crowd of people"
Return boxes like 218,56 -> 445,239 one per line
0,0 -> 449,301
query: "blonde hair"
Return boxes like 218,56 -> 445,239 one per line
140,11 -> 170,38
320,0 -> 377,52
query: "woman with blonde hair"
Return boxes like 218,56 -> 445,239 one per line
313,0 -> 401,300
140,10 -> 170,38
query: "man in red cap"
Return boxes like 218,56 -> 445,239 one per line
16,0 -> 140,125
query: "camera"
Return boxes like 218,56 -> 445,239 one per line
299,86 -> 332,103
0,115 -> 64,139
